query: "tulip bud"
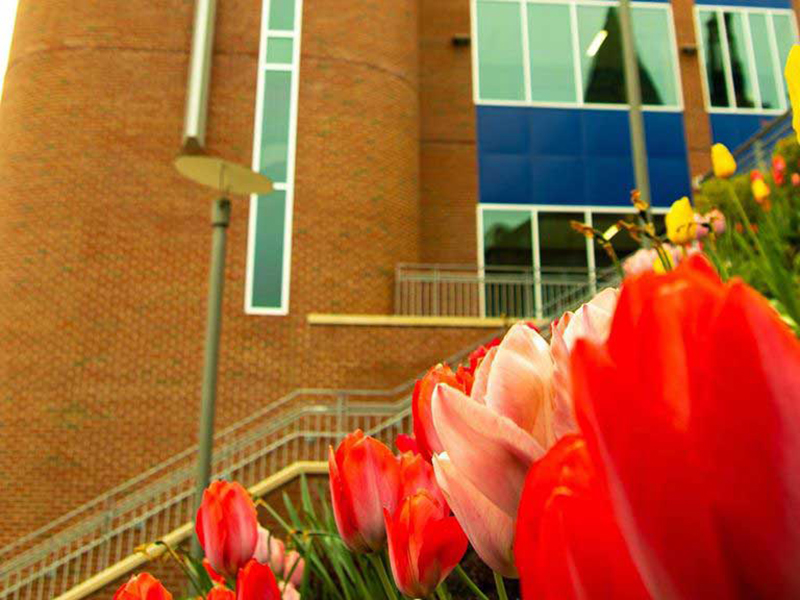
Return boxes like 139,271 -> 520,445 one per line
665,197 -> 697,245
283,550 -> 305,587
328,430 -> 400,552
254,526 -> 285,577
207,588 -> 235,600
711,143 -> 736,178
280,582 -> 301,600
384,491 -> 467,598
236,559 -> 282,600
196,481 -> 259,579
113,573 -> 172,600
772,155 -> 787,186
792,172 -> 800,187
752,178 -> 771,209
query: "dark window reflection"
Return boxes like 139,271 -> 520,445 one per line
725,13 -> 756,108
581,7 -> 660,105
701,11 -> 730,107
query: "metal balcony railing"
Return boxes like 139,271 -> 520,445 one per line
0,265 -> 621,600
395,263 -> 619,321
699,110 -> 792,183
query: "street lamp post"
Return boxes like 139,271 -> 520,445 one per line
174,154 -> 273,556
618,0 -> 653,221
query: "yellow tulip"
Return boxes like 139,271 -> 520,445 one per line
711,143 -> 736,179
653,250 -> 675,274
785,45 -> 800,144
752,178 -> 771,207
665,197 -> 697,245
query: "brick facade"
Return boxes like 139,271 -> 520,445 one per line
0,0 -> 492,547
0,0 -> 795,567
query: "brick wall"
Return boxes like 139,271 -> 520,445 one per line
0,0 -> 491,547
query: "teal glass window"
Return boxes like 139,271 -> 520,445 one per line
259,71 -> 292,183
475,1 -> 679,108
526,3 -> 575,103
578,5 -> 625,104
773,13 -> 797,82
697,8 -> 797,112
725,12 -> 757,109
266,37 -> 294,64
632,6 -> 679,106
699,10 -> 730,107
269,0 -> 296,31
248,0 -> 302,314
476,1 -> 526,101
482,209 -> 532,268
750,13 -> 781,110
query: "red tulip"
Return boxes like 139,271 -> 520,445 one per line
398,447 -> 447,509
467,338 -> 501,375
328,430 -> 400,552
236,559 -> 281,600
196,481 -> 259,579
395,433 -> 419,455
412,364 -> 469,461
207,588 -> 236,600
204,558 -> 226,585
113,573 -> 172,600
384,491 -> 468,598
514,435 -> 648,600
772,155 -> 787,186
572,255 -> 800,599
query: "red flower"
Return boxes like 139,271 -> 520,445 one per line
395,433 -> 419,455
384,491 -> 468,598
572,255 -> 800,598
236,559 -> 281,600
196,481 -> 259,580
412,364 -> 469,461
772,155 -> 787,186
514,435 -> 648,600
328,430 -> 400,552
398,447 -> 447,509
113,573 -> 172,600
207,588 -> 235,600
203,558 -> 226,585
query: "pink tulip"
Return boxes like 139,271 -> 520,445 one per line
254,526 -> 285,578
431,323 -> 556,576
623,248 -> 660,277
704,208 -> 726,235
196,481 -> 259,580
283,550 -> 304,587
549,288 -> 618,438
280,582 -> 301,600
694,213 -> 709,239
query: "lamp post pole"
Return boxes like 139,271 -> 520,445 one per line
618,0 -> 652,221
191,196 -> 231,555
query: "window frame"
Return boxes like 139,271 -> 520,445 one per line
694,4 -> 798,116
245,0 -> 304,316
476,203 -> 668,317
471,0 -> 684,112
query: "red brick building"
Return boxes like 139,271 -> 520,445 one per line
0,0 -> 797,594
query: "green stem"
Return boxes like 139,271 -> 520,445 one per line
454,565 -> 490,600
371,553 -> 399,600
435,583 -> 451,600
493,572 -> 509,600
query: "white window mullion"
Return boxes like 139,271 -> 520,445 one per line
717,10 -> 739,109
741,12 -> 762,110
585,210 -> 597,297
766,13 -> 787,109
531,210 -> 543,320
520,0 -> 533,103
471,0 -> 481,104
569,2 -> 584,105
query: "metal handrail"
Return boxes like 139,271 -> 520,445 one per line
0,331 -> 503,599
699,110 -> 792,183
0,270 -> 620,599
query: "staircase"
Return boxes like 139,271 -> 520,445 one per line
0,273 -> 617,600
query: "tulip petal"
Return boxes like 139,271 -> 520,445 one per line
433,454 -> 517,577
693,282 -> 800,595
417,514 -> 468,593
470,345 -> 497,405
482,323 -> 555,446
432,384 -> 545,516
